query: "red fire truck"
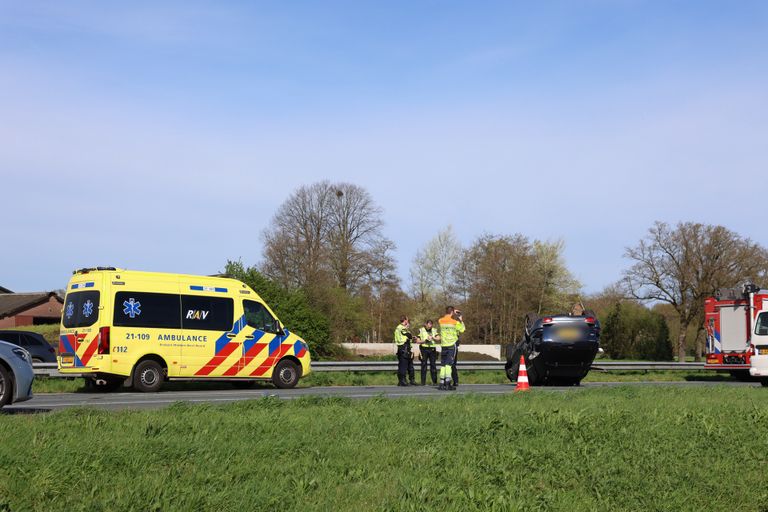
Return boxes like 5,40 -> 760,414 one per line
704,283 -> 768,376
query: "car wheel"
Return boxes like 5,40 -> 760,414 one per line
0,365 -> 12,408
272,359 -> 300,389
133,360 -> 164,393
232,380 -> 256,389
32,357 -> 44,364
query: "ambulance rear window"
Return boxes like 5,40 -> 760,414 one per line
62,291 -> 100,328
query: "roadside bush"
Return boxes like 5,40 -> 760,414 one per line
601,302 -> 673,360
224,260 -> 341,358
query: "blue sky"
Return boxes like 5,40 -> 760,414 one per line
2,1 -> 767,294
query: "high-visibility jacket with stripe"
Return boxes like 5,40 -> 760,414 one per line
418,326 -> 439,348
438,315 -> 465,347
394,324 -> 411,346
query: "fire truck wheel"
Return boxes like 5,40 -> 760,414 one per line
272,359 -> 300,389
133,360 -> 164,393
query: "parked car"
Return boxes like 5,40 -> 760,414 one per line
0,339 -> 35,409
0,330 -> 57,363
505,311 -> 601,386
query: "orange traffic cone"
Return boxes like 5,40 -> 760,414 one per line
515,355 -> 530,391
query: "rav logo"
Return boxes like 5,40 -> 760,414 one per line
186,310 -> 210,320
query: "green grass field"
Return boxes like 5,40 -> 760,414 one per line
1,386 -> 767,511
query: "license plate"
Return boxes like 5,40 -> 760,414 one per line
558,328 -> 580,340
61,355 -> 74,365
759,348 -> 768,355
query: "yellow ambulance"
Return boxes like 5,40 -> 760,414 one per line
58,267 -> 311,392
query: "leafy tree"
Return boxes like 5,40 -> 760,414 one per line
452,234 -> 581,344
532,239 -> 581,314
410,225 -> 463,305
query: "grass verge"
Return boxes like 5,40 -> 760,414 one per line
32,368 -> 736,394
2,386 -> 768,511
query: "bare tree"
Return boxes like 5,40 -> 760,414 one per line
262,181 -> 390,293
326,183 -> 385,290
262,182 -> 334,289
623,221 -> 768,362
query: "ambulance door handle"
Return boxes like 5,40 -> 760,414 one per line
244,335 -> 254,340
226,333 -> 237,339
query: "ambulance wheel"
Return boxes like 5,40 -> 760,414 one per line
133,360 -> 164,393
232,380 -> 256,389
272,360 -> 300,389
0,365 -> 12,408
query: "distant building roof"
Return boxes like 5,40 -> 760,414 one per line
0,292 -> 64,320
0,286 -> 12,294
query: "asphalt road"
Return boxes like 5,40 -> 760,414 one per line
3,380 -> 762,413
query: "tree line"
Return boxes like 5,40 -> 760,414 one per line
225,181 -> 768,360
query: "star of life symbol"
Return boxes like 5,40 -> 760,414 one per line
82,300 -> 94,318
123,298 -> 142,318
65,302 -> 74,319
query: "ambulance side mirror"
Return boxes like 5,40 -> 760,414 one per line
273,319 -> 284,336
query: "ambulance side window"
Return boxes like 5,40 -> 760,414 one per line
756,313 -> 768,336
114,292 -> 181,329
243,300 -> 279,334
181,295 -> 234,331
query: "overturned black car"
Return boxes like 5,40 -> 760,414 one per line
505,311 -> 601,386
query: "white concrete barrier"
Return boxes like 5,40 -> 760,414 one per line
341,343 -> 502,360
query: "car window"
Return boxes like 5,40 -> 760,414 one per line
21,334 -> 44,347
243,300 -> 279,334
0,332 -> 21,345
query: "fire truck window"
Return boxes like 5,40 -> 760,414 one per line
756,313 -> 768,336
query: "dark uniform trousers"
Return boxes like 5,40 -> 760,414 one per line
397,343 -> 415,384
452,342 -> 460,385
420,346 -> 438,385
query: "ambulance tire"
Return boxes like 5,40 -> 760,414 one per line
272,359 -> 300,389
133,360 -> 164,393
232,380 -> 256,389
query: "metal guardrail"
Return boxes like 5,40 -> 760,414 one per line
591,361 -> 705,371
33,361 -> 706,378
